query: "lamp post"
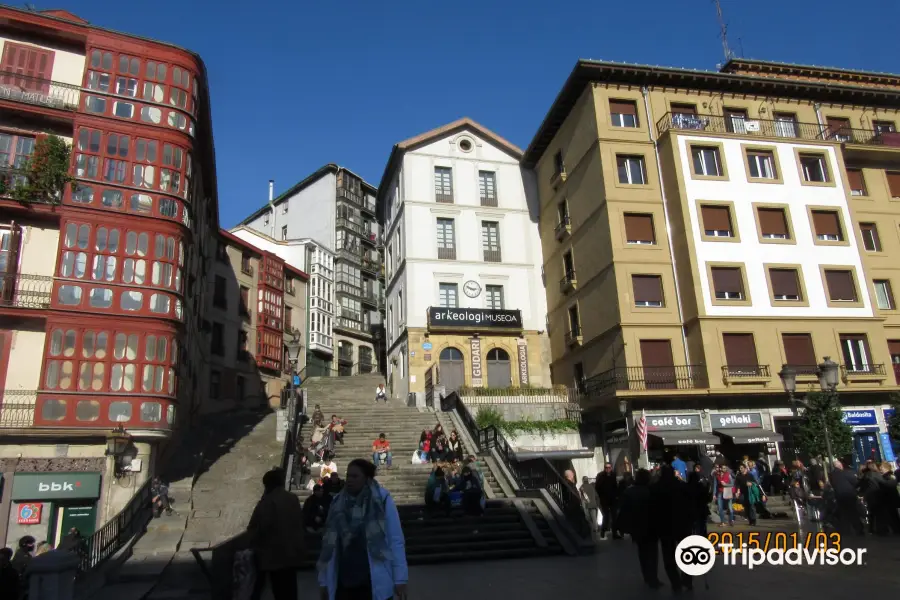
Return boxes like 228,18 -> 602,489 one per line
618,399 -> 631,465
285,329 -> 304,412
778,365 -> 800,459
105,424 -> 132,478
778,358 -> 839,466
283,330 -> 304,491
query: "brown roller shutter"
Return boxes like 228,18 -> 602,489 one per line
624,213 -> 654,243
712,267 -> 743,294
887,172 -> 900,198
889,340 -> 900,357
770,269 -> 800,298
758,208 -> 788,237
782,334 -> 816,366
826,117 -> 851,138
671,103 -> 697,116
639,339 -> 675,389
723,334 -> 758,367
812,211 -> 841,237
609,100 -> 637,115
825,270 -> 857,301
845,169 -> 865,193
632,275 -> 663,303
701,206 -> 732,232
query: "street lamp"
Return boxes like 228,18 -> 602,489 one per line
815,356 -> 839,466
778,365 -> 798,414
105,424 -> 133,478
618,399 -> 632,466
285,329 -> 304,409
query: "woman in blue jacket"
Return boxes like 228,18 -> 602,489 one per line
318,458 -> 408,600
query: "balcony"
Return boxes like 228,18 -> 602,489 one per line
0,72 -> 81,112
361,256 -> 379,274
336,281 -> 359,296
836,128 -> 900,147
565,327 -> 583,347
360,290 -> 378,306
657,112 -> 824,142
437,247 -> 456,260
0,273 -> 53,309
336,248 -> 362,265
555,217 -> 571,241
894,363 -> 900,385
336,217 -> 366,237
0,401 -> 35,428
559,270 -> 577,294
480,194 -> 498,208
362,232 -> 379,247
483,249 -> 502,263
436,192 -> 454,204
840,363 -> 886,382
240,263 -> 254,277
584,365 -> 708,398
722,364 -> 771,385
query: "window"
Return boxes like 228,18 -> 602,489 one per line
887,172 -> 900,198
438,283 -> 458,308
214,275 -> 227,308
281,225 -> 287,241
824,269 -> 858,302
632,275 -> 663,307
282,201 -> 288,214
846,169 -> 867,196
616,155 -> 646,185
700,205 -> 734,238
610,100 -> 638,127
482,221 -> 501,262
0,133 -> 35,174
799,154 -> 830,183
722,333 -> 759,371
485,285 -> 504,309
264,213 -> 270,225
860,223 -> 881,252
479,171 -> 497,206
436,218 -> 455,259
724,108 -> 748,133
782,334 -> 816,371
711,266 -> 745,300
0,41 -> 54,92
874,121 -> 897,135
210,370 -> 221,399
239,286 -> 250,315
553,151 -> 564,177
826,117 -> 852,142
557,200 -> 569,225
757,207 -> 790,240
211,322 -> 224,355
773,112 -> 798,138
624,213 -> 655,244
769,268 -> 802,301
434,167 -> 453,202
840,334 -> 872,373
563,250 -> 575,281
874,280 -> 895,310
811,210 -> 843,242
691,146 -> 724,177
567,305 -> 581,337
746,149 -> 777,180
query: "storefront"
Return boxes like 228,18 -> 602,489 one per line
644,413 -> 719,469
842,409 -> 884,466
709,412 -> 782,466
601,418 -> 631,473
6,472 -> 102,548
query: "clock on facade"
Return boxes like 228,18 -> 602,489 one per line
463,280 -> 482,298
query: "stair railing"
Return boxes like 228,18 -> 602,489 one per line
280,388 -> 308,490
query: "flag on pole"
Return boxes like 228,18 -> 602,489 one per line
636,415 -> 648,450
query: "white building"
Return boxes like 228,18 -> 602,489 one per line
376,118 -> 551,403
229,226 -> 336,373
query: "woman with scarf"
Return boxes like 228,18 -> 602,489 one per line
447,430 -> 463,463
318,459 -> 408,600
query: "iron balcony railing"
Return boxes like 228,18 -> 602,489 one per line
337,349 -> 354,363
841,363 -> 885,377
336,248 -> 362,264
785,364 -> 820,377
722,364 -> 771,378
336,217 -> 367,237
335,281 -> 359,296
584,365 -> 709,397
480,195 -> 498,207
80,477 -> 153,575
361,256 -> 379,273
0,273 -> 53,309
360,290 -> 378,306
0,71 -> 81,112
559,270 -> 576,293
834,127 -> 900,147
657,112 -> 824,141
555,216 -> 571,239
483,249 -> 502,263
435,192 -> 454,204
437,247 -> 456,260
564,327 -> 582,346
0,401 -> 36,428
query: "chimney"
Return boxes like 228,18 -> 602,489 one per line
268,179 -> 274,202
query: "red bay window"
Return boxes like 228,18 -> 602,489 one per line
255,254 -> 285,371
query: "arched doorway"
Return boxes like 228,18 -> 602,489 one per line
439,347 -> 465,393
486,348 -> 511,388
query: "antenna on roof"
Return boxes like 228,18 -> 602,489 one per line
24,3 -> 36,11
713,0 -> 734,62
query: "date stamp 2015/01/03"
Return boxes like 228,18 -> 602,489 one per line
706,531 -> 843,555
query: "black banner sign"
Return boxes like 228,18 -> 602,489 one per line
428,307 -> 523,330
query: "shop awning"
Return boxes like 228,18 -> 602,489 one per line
649,431 -> 720,445
714,428 -> 784,444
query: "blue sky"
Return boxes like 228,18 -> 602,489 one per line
59,0 -> 900,227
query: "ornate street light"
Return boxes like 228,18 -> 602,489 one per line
105,425 -> 133,478
618,399 -> 628,416
778,365 -> 797,398
285,330 -> 304,365
817,356 -> 840,392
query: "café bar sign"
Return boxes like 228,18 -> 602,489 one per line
428,307 -> 523,331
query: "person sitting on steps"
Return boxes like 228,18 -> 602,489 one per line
375,383 -> 387,403
311,404 -> 324,427
372,433 -> 393,468
329,415 -> 347,445
425,467 -> 451,515
303,484 -> 331,533
447,430 -> 463,463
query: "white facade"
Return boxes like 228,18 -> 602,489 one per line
382,123 -> 547,353
229,227 -> 335,355
678,136 -> 874,318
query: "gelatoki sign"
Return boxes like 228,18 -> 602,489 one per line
11,472 -> 102,501
516,339 -> 529,385
645,414 -> 701,431
710,412 -> 763,429
470,337 -> 483,387
428,307 -> 523,331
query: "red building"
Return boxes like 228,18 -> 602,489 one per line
0,7 -> 218,546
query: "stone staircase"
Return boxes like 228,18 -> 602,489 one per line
298,374 -> 566,564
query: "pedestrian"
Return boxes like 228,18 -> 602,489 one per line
594,463 -> 620,539
150,476 -> 172,517
829,459 -> 864,535
671,453 -> 687,481
0,547 -> 20,599
687,464 -> 711,536
714,464 -> 735,526
374,383 -> 387,403
11,536 -> 34,576
734,464 -> 757,526
246,468 -> 306,600
651,465 -> 694,593
580,476 -> 600,532
317,458 -> 408,600
617,469 -> 662,589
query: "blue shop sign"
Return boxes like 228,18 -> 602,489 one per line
885,408 -> 895,422
842,410 -> 877,426
880,434 -> 896,463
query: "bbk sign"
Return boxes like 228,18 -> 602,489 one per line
11,472 -> 102,501
645,414 -> 701,431
710,412 -> 763,429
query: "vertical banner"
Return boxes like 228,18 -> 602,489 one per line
470,337 -> 483,387
516,339 -> 529,386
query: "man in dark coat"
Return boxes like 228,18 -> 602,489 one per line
617,469 -> 662,589
651,465 -> 695,593
594,463 -> 621,539
829,459 -> 863,535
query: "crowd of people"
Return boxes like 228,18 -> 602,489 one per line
1,528 -> 88,599
412,423 -> 463,464
424,457 -> 486,516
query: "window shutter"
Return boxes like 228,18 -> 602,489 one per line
609,100 -> 637,115
825,270 -> 856,301
723,334 -> 758,367
887,340 -> 900,358
712,267 -> 742,294
782,334 -> 816,366
826,117 -> 850,135
701,206 -> 731,232
770,269 -> 800,298
632,275 -> 663,303
0,42 -> 55,92
845,169 -> 865,191
5,222 -> 21,275
887,172 -> 900,198
624,214 -> 654,242
758,208 -> 788,236
812,211 -> 841,236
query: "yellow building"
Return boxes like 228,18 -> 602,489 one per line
522,59 -> 900,467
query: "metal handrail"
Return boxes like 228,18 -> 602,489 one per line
0,70 -> 81,111
656,111 -> 824,141
79,477 -> 153,575
584,364 -> 709,397
841,363 -> 885,377
0,402 -> 36,427
722,364 -> 771,378
0,272 -> 53,308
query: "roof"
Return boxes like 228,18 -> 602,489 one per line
375,117 -> 524,219
38,9 -> 88,23
522,59 -> 900,168
218,229 -> 309,280
721,58 -> 900,86
237,163 -> 376,226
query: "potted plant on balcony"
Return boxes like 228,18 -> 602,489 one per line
11,135 -> 74,205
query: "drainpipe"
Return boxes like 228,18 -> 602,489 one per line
268,179 -> 275,238
813,103 -> 825,135
641,87 -> 691,365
